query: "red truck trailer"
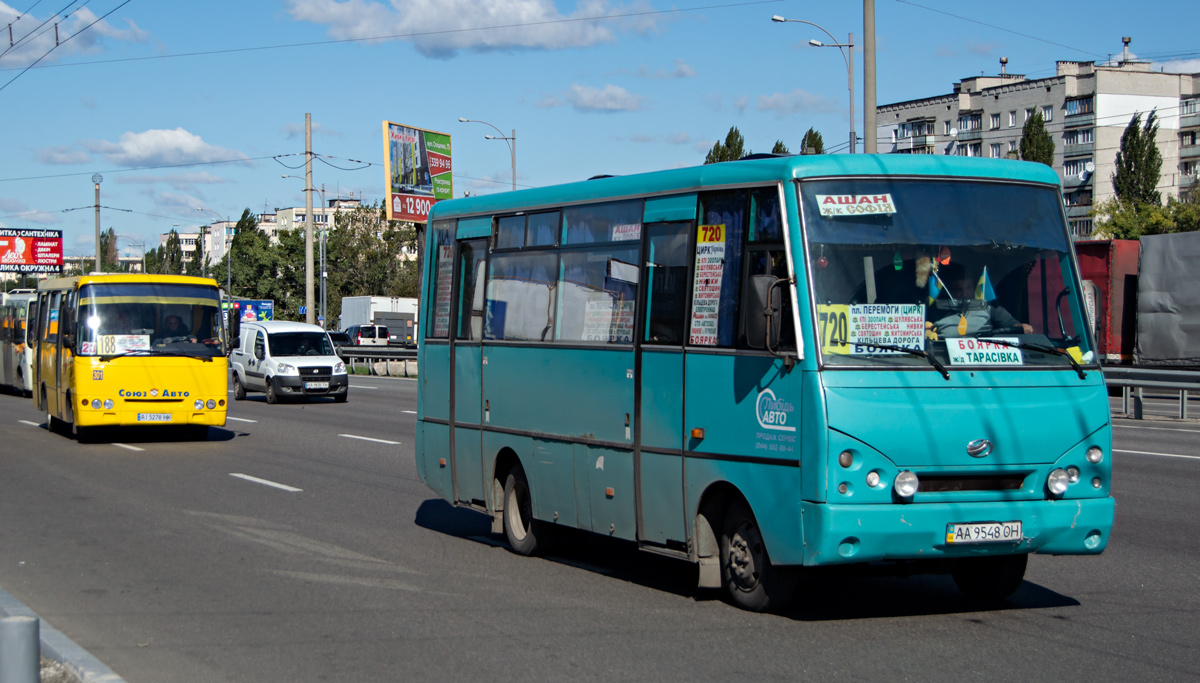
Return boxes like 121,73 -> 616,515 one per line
1074,239 -> 1139,364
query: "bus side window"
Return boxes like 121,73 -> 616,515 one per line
455,239 -> 487,341
643,222 -> 691,345
740,188 -> 794,351
43,292 -> 60,344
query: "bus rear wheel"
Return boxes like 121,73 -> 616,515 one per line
503,467 -> 542,556
720,499 -> 796,613
952,553 -> 1027,601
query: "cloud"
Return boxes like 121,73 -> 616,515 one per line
617,58 -> 695,79
280,121 -> 344,139
283,0 -> 659,59
1159,59 -> 1200,74
0,199 -> 60,225
0,4 -> 150,66
756,89 -> 838,117
81,128 -> 247,167
937,45 -> 957,58
734,95 -> 748,114
967,41 -> 1000,56
115,172 -> 231,189
37,145 -> 93,165
623,131 -> 692,145
565,84 -> 645,112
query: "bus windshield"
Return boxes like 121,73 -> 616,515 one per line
76,282 -> 224,358
800,179 -> 1093,370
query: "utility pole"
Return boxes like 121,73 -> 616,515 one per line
92,173 -> 102,272
305,113 -> 315,325
863,0 -> 877,153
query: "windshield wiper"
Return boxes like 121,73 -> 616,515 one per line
831,338 -> 950,380
99,349 -> 214,362
976,337 -> 1086,380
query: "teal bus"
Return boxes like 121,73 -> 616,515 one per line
414,154 -> 1114,612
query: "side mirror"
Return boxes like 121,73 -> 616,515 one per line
227,312 -> 240,349
746,274 -> 782,351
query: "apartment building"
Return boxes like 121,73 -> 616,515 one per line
877,39 -> 1200,238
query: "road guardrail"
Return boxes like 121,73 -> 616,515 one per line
1103,366 -> 1200,419
337,346 -> 418,377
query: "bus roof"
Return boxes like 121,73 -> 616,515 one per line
429,154 -> 1061,221
37,273 -> 220,291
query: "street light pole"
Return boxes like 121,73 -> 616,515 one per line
305,113 -> 315,325
772,16 -> 855,154
458,118 -> 517,190
283,176 -> 328,328
92,173 -> 103,272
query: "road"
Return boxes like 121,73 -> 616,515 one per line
1,383 -> 1198,682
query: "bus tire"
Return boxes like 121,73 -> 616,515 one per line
952,553 -> 1027,601
232,374 -> 246,401
503,467 -> 542,556
266,378 -> 279,404
720,499 -> 796,613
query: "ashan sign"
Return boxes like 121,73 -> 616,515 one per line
0,229 -> 63,273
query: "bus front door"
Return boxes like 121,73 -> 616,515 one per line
451,238 -> 488,507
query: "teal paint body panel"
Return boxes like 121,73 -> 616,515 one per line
683,352 -> 800,463
684,456 -> 804,565
453,346 -> 481,424
532,438 -> 579,527
483,345 -> 634,445
639,452 -> 685,545
454,427 -> 485,504
456,216 -> 492,239
587,446 -> 636,540
421,343 -> 450,421
639,348 -> 683,449
421,421 -> 452,499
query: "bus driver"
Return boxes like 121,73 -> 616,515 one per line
927,262 -> 1033,338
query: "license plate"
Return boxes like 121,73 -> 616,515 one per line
136,413 -> 172,422
946,521 -> 1022,544
305,381 -> 329,390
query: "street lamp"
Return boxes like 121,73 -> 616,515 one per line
283,175 -> 329,328
196,207 -> 229,294
458,118 -> 517,191
772,15 -> 856,154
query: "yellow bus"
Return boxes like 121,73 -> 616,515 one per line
32,274 -> 229,440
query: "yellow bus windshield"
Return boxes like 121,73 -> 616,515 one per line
76,282 -> 223,358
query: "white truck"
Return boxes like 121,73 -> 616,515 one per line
339,296 -> 419,346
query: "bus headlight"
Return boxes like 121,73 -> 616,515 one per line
206,400 -> 216,409
194,399 -> 204,410
894,471 -> 919,498
91,399 -> 102,409
1047,468 -> 1070,495
1086,446 -> 1103,463
103,399 -> 114,410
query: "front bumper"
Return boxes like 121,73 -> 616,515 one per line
801,497 -> 1114,566
273,374 -> 349,396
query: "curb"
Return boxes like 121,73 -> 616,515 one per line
0,586 -> 126,683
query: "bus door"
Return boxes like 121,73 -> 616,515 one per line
451,237 -> 488,507
54,290 -> 77,418
682,188 -> 801,535
37,291 -> 62,416
635,220 -> 693,548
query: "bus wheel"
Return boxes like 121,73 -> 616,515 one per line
503,467 -> 541,556
952,553 -> 1027,601
232,374 -> 246,401
720,499 -> 796,613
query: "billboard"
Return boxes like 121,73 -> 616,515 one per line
383,121 -> 452,223
225,299 -> 274,322
0,229 -> 63,273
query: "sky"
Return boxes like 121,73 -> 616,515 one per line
0,0 -> 1196,260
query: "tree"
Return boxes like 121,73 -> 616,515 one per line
1092,193 -> 1200,239
143,246 -> 162,274
771,140 -> 790,155
160,230 -> 184,275
97,228 -> 119,272
324,201 -> 418,326
800,127 -> 825,155
185,230 -> 205,277
1018,112 -> 1054,166
1112,111 -> 1163,206
704,126 -> 747,164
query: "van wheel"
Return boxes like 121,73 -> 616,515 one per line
266,379 -> 279,404
334,392 -> 348,403
503,466 -> 542,556
952,554 -> 1027,601
720,499 -> 796,613
232,374 -> 246,401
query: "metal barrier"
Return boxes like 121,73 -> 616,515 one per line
336,346 -> 418,377
1103,366 -> 1200,420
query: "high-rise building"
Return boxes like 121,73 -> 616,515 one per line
877,38 -> 1199,238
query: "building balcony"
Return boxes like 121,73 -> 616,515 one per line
1065,204 -> 1093,218
1181,175 -> 1197,189
1180,144 -> 1200,160
1062,173 -> 1093,189
1063,142 -> 1094,157
955,129 -> 982,142
1181,112 -> 1200,129
1064,112 -> 1095,128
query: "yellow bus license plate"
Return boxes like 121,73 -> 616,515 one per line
136,413 -> 172,422
946,521 -> 1022,544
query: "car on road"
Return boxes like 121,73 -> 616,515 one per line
344,324 -> 388,346
229,320 -> 348,404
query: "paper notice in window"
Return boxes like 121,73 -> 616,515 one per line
689,224 -> 726,346
816,194 -> 897,217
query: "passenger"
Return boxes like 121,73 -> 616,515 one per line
927,262 -> 1033,338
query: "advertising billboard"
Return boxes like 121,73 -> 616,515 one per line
383,121 -> 452,223
0,229 -> 63,273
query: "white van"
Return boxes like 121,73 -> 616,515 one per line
228,320 -> 348,404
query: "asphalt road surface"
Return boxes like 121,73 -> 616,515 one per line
1,382 -> 1198,682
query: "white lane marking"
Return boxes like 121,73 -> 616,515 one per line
229,473 -> 303,492
402,410 -> 417,415
1115,424 -> 1200,434
1116,449 -> 1200,461
338,433 -> 400,445
113,443 -> 145,452
226,416 -> 258,423
350,385 -> 380,390
18,420 -> 41,427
